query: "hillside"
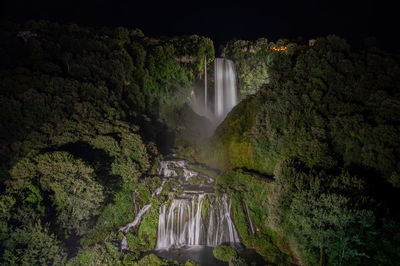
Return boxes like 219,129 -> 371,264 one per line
2,20 -> 400,265
188,35 -> 400,265
0,20 -> 214,264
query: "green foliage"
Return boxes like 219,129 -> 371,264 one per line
288,184 -> 374,265
3,221 -> 67,265
368,221 -> 400,264
2,18 -> 400,266
131,254 -> 168,266
137,204 -> 160,251
0,19 -> 213,176
89,135 -> 121,157
0,18 -> 217,265
218,171 -> 287,263
198,35 -> 400,180
169,34 -> 215,74
184,260 -> 199,266
228,256 -> 248,266
201,195 -> 211,222
37,152 -> 104,235
187,175 -> 206,185
267,158 -> 394,265
221,38 -> 285,99
6,151 -> 105,238
70,242 -> 122,266
114,26 -> 130,46
192,96 -> 270,172
25,183 -> 45,215
193,36 -> 400,264
0,195 -> 15,241
213,245 -> 238,262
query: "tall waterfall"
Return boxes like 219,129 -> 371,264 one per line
214,58 -> 237,122
191,58 -> 237,126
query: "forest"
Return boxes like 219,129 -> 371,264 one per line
1,20 -> 400,265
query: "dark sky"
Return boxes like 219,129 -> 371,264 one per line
1,0 -> 399,50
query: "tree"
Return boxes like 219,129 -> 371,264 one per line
2,220 -> 66,265
35,151 -> 104,235
289,183 -> 374,265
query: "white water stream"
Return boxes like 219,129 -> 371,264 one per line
120,159 -> 241,251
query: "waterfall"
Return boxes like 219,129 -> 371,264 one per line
119,158 -> 241,252
156,194 -> 240,249
214,58 -> 237,123
190,58 -> 237,126
155,159 -> 240,249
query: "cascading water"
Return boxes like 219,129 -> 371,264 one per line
155,159 -> 240,250
119,158 -> 241,252
156,194 -> 240,249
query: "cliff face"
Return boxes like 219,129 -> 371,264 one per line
188,36 -> 400,265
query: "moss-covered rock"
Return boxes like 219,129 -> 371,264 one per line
186,96 -> 272,174
201,195 -> 211,223
137,204 -> 160,251
216,171 -> 289,264
213,245 -> 238,262
187,175 -> 206,185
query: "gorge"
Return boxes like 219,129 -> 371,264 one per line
117,58 -> 241,258
1,20 -> 400,266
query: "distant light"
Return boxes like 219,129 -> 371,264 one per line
271,46 -> 288,51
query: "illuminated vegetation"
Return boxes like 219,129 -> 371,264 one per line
0,20 -> 213,264
1,18 -> 400,265
191,35 -> 400,264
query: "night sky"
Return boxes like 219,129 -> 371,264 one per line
1,0 -> 399,51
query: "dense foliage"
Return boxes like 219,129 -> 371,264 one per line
216,170 -> 287,264
0,20 -> 213,264
2,18 -> 400,265
221,38 -> 291,99
189,36 -> 400,265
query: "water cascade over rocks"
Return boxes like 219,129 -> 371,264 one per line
119,157 -> 241,251
156,159 -> 240,249
156,194 -> 240,249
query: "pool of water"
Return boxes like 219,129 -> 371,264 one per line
149,246 -> 268,266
